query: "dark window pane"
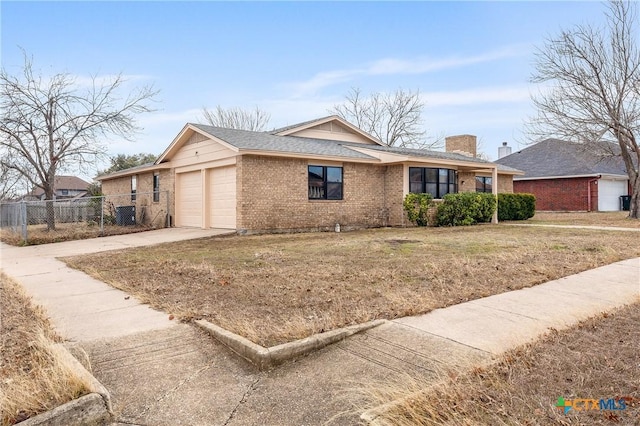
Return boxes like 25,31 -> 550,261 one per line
410,182 -> 423,194
327,167 -> 342,183
439,169 -> 449,184
409,168 -> 423,182
425,183 -> 438,198
327,183 -> 342,200
449,183 -> 457,194
308,166 -> 323,180
439,183 -> 449,197
448,170 -> 456,184
425,168 -> 438,183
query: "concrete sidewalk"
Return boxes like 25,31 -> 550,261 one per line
1,228 -> 639,425
0,228 -> 234,341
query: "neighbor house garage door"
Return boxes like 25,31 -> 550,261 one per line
176,170 -> 202,227
209,166 -> 236,229
598,179 -> 628,211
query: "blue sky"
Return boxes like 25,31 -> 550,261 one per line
2,1 -> 607,177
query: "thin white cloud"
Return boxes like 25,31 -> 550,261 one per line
288,45 -> 527,97
368,47 -> 523,76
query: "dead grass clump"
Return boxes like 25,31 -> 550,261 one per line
529,211 -> 640,228
0,223 -> 153,246
0,274 -> 91,425
359,303 -> 640,425
62,226 -> 640,347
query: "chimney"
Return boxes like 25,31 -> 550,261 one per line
445,135 -> 476,158
498,141 -> 512,159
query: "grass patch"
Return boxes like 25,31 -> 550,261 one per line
0,274 -> 90,425
0,222 -> 154,246
359,302 -> 640,425
62,225 -> 640,347
527,211 -> 640,228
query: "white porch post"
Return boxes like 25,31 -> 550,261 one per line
492,166 -> 499,224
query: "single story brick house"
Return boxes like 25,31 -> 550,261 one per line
495,139 -> 631,212
98,116 -> 521,232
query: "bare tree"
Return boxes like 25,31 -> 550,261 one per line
0,162 -> 23,200
330,87 -> 438,149
529,0 -> 640,218
200,105 -> 271,131
0,54 -> 158,230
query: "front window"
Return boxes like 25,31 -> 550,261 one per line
131,175 -> 137,201
476,176 -> 492,193
308,165 -> 343,200
409,167 -> 457,198
153,173 -> 160,202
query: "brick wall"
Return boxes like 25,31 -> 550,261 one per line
514,177 -> 598,211
236,155 -> 405,232
458,172 -> 477,193
498,175 -> 514,193
100,169 -> 174,227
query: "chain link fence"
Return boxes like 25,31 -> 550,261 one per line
0,190 -> 170,245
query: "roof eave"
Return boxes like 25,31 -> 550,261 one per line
514,173 -> 628,181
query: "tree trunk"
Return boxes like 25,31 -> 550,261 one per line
44,187 -> 56,231
629,175 -> 640,219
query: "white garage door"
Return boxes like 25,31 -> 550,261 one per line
176,171 -> 202,227
598,179 -> 628,211
209,166 -> 236,229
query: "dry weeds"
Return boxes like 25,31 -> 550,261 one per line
63,225 -> 640,347
527,211 -> 640,228
0,222 -> 153,246
359,302 -> 640,425
0,274 -> 90,425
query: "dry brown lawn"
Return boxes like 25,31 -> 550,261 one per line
0,274 -> 90,425
361,302 -> 640,425
527,211 -> 640,228
62,225 -> 640,347
0,222 -> 153,246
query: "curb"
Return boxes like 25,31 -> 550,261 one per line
16,344 -> 112,426
195,319 -> 387,370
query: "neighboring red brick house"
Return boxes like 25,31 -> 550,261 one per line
496,139 -> 630,211
98,116 -> 521,232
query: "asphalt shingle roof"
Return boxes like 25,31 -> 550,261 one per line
192,123 -> 514,170
30,176 -> 91,196
191,124 -> 377,160
495,139 -> 628,179
268,115 -> 337,134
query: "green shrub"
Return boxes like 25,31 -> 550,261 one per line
498,193 -> 536,221
403,193 -> 433,226
436,193 -> 497,226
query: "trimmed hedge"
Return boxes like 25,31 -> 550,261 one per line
436,193 -> 497,226
498,193 -> 536,221
403,193 -> 433,226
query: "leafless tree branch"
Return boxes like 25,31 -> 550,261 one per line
200,105 -> 271,131
330,87 -> 439,149
0,53 -> 158,229
528,0 -> 640,218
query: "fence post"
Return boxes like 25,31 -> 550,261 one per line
100,196 -> 104,236
20,201 -> 27,243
